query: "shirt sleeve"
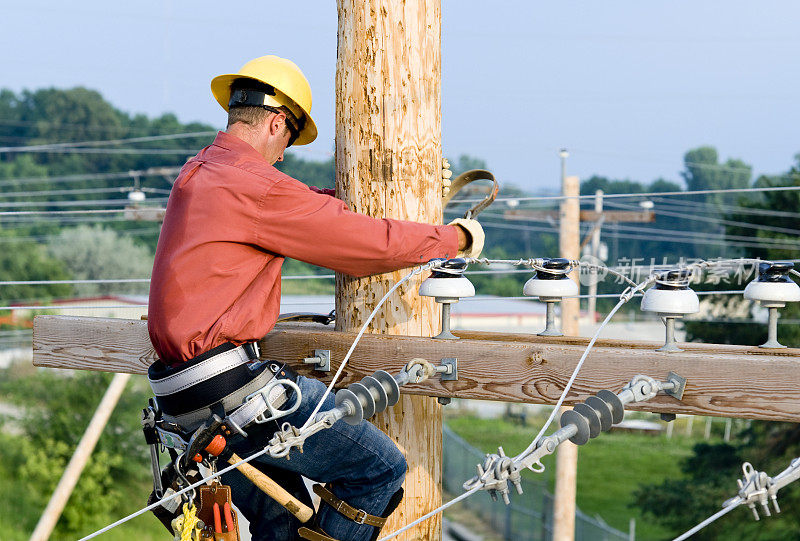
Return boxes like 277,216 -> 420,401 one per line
253,178 -> 459,277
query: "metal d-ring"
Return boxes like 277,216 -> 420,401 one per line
246,379 -> 303,424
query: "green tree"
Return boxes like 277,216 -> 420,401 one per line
0,230 -> 72,304
640,156 -> 800,540
46,225 -> 153,297
682,146 -> 752,206
0,367 -> 154,538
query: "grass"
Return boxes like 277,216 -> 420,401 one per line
446,413 -> 698,541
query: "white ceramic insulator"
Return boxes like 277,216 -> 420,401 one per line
640,287 -> 699,315
419,276 -> 475,299
523,277 -> 578,299
128,190 -> 146,202
744,280 -> 800,303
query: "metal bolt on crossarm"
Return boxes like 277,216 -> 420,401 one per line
744,262 -> 800,348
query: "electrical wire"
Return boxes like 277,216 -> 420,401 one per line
604,200 -> 800,237
0,198 -> 168,209
476,220 -> 800,252
0,130 -> 216,153
377,487 -> 483,541
648,197 -> 800,220
300,261 -> 437,430
0,208 -> 144,217
512,278 -> 651,463
3,147 -> 199,155
76,448 -> 276,541
0,166 -> 181,188
671,499 -> 743,541
0,186 -> 171,199
459,184 -> 800,204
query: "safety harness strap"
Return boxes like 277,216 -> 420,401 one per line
312,484 -> 387,529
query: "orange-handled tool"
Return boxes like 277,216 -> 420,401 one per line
213,502 -> 222,533
223,502 -> 235,533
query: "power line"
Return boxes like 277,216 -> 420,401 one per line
475,184 -> 800,204
0,226 -> 160,244
0,198 -> 168,209
0,209 -> 141,217
0,166 -> 181,188
0,148 -> 198,155
604,200 -> 800,236
0,130 -> 216,153
477,207 -> 800,248
477,220 -> 800,252
0,186 -> 171,199
648,197 -> 800,219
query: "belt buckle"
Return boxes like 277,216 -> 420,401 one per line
353,509 -> 368,525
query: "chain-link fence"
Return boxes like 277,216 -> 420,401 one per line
443,425 -> 629,541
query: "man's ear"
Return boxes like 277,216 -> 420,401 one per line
269,113 -> 286,137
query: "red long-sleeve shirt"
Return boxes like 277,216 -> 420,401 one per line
148,131 -> 458,363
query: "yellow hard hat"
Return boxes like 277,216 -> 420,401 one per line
211,55 -> 318,146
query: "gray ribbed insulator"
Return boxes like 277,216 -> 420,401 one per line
335,388 -> 364,425
573,403 -> 602,439
347,382 -> 376,419
596,389 -> 625,424
361,375 -> 389,416
560,409 -> 591,445
585,395 -> 614,432
373,370 -> 401,407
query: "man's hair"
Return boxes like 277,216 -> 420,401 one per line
227,106 -> 273,129
226,77 -> 291,133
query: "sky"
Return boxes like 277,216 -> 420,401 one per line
1,0 -> 798,195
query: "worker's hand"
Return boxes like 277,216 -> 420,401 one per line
442,158 -> 452,198
448,218 -> 484,258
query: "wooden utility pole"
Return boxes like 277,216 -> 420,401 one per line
335,1 -> 443,539
29,373 -> 130,541
553,174 -> 580,541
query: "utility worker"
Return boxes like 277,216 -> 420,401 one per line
147,55 -> 484,541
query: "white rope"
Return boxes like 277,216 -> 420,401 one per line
377,487 -> 483,541
78,262 -> 440,539
513,277 -> 652,462
300,261 -> 436,430
671,498 -> 743,541
77,449 -> 272,540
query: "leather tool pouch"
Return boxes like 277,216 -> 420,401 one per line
196,482 -> 240,541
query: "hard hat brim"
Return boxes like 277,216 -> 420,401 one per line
211,73 -> 318,146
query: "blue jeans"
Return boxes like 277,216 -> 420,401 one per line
221,376 -> 407,541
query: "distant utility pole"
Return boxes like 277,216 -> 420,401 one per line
587,189 -> 604,322
553,148 -> 579,541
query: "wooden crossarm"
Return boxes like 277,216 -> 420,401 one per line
32,315 -> 800,422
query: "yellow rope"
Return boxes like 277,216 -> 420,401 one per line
179,502 -> 199,541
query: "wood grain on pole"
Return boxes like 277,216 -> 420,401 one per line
553,173 -> 580,541
33,316 -> 800,422
29,373 -> 131,541
335,1 -> 443,539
